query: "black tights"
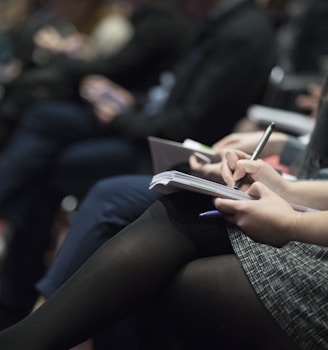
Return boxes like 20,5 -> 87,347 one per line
0,193 -> 299,350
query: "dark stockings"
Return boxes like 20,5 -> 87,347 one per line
0,193 -> 298,350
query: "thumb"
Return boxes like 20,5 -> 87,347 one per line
246,181 -> 271,199
232,159 -> 264,182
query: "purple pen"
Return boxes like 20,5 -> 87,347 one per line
199,210 -> 222,218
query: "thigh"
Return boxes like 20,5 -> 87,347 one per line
53,138 -> 140,196
168,255 -> 300,350
36,175 -> 161,298
17,100 -> 99,142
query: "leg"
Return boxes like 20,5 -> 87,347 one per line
0,193 -> 230,350
0,100 -> 99,217
0,101 -> 100,326
36,175 -> 160,298
53,139 -> 140,197
0,183 -> 61,328
167,255 -> 301,350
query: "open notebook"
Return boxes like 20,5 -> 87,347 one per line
149,170 -> 316,213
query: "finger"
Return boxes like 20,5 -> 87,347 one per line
232,159 -> 265,182
246,181 -> 271,199
189,154 -> 205,170
213,197 -> 240,215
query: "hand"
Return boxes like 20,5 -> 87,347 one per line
80,75 -> 135,124
189,154 -> 223,183
214,181 -> 296,247
34,26 -> 65,53
220,150 -> 287,195
212,131 -> 287,158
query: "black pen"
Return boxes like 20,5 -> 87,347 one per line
234,122 -> 276,190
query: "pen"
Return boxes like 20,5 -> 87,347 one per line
234,122 -> 275,190
199,210 -> 223,218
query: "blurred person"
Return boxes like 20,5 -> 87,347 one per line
0,0 -> 194,151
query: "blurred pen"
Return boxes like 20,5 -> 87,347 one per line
199,210 -> 223,218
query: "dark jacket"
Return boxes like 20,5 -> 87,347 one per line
112,0 -> 277,145
51,1 -> 196,93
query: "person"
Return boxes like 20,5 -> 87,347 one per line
0,0 -> 194,151
0,144 -> 327,349
35,73 -> 328,306
31,76 -> 328,347
33,0 -> 134,61
0,0 -> 277,328
33,128 -> 295,301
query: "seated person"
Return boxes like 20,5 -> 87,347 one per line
0,147 -> 327,349
0,0 -> 194,152
34,77 -> 328,318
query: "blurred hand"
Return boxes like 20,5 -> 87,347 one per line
80,75 -> 135,124
34,26 -> 65,53
34,26 -> 87,57
212,131 -> 287,158
189,154 -> 223,183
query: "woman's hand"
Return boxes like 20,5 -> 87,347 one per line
214,182 -> 296,247
220,150 -> 287,196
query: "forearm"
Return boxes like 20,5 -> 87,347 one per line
293,211 -> 328,247
284,180 -> 328,210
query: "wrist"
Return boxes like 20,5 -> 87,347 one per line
293,212 -> 303,242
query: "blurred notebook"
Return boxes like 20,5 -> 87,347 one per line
148,136 -> 220,174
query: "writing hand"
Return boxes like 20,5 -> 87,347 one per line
214,181 -> 296,247
220,150 -> 287,195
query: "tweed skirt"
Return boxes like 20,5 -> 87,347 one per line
227,224 -> 328,350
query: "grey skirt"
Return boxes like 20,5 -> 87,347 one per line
227,224 -> 328,350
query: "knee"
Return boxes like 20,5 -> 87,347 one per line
87,177 -> 123,204
83,175 -> 155,222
